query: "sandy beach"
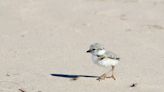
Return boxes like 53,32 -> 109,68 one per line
0,0 -> 164,92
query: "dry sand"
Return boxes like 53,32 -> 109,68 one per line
0,0 -> 164,92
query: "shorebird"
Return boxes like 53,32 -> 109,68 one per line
86,43 -> 120,81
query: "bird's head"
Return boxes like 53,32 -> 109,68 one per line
86,43 -> 106,56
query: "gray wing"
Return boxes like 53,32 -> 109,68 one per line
105,50 -> 120,60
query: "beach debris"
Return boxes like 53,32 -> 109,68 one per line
18,88 -> 26,92
130,83 -> 137,87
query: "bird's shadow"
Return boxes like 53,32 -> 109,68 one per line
50,73 -> 99,80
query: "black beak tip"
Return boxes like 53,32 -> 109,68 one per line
86,50 -> 91,53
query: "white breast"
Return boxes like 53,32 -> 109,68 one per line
92,55 -> 119,67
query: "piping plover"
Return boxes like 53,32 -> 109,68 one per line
86,43 -> 120,81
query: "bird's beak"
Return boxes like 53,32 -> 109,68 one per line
86,50 -> 91,53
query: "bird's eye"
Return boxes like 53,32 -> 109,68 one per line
92,49 -> 95,51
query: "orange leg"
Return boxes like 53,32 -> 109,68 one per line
97,73 -> 107,81
106,66 -> 116,80
111,66 -> 116,80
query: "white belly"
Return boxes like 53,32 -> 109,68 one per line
92,56 -> 119,67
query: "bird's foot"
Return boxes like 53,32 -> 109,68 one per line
106,75 -> 116,80
97,74 -> 107,81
